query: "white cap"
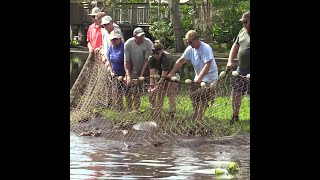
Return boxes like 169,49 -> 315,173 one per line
102,16 -> 112,25
109,32 -> 121,40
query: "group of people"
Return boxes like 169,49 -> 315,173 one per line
85,7 -> 250,123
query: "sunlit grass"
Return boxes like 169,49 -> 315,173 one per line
94,94 -> 250,136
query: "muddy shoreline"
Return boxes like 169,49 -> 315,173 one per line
70,117 -> 250,149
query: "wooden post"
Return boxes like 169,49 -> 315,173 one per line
131,5 -> 137,26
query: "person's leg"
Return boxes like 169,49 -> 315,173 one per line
231,91 -> 242,121
133,94 -> 141,112
168,94 -> 176,118
115,82 -> 124,111
110,79 -> 116,110
231,76 -> 248,122
125,86 -> 133,112
197,100 -> 209,121
168,82 -> 177,118
192,100 -> 199,120
153,92 -> 165,117
189,84 -> 199,120
149,91 -> 156,110
125,94 -> 133,112
117,93 -> 124,111
118,80 -> 126,111
106,77 -> 113,107
132,84 -> 142,112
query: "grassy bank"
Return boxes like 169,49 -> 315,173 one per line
95,95 -> 250,136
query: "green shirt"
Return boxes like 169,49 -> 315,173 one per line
148,51 -> 175,74
235,28 -> 250,75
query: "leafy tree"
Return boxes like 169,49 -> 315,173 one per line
210,0 -> 250,49
180,4 -> 195,32
149,20 -> 174,48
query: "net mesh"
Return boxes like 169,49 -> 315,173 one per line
70,52 -> 250,148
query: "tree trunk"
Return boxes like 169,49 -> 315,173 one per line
169,0 -> 185,53
191,0 -> 197,14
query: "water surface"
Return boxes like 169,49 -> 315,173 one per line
70,132 -> 249,179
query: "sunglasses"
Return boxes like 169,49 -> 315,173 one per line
187,39 -> 195,45
187,37 -> 198,45
101,23 -> 111,28
111,38 -> 120,41
152,51 -> 160,55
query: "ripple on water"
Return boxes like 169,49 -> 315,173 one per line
70,132 -> 250,179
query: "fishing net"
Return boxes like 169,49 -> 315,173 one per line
70,51 -> 250,146
70,51 -> 250,178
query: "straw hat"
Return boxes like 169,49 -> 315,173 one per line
88,7 -> 101,16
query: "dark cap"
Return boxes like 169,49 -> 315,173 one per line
152,43 -> 163,52
239,11 -> 250,22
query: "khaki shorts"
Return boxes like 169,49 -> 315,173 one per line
156,81 -> 177,96
231,76 -> 250,95
189,82 -> 215,102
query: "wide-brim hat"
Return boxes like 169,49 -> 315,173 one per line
88,7 -> 101,16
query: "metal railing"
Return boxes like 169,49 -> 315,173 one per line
111,7 -> 158,26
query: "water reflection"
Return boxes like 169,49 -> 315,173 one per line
70,53 -> 87,89
70,132 -> 249,179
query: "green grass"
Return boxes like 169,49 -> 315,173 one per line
93,95 -> 250,136
70,56 -> 80,63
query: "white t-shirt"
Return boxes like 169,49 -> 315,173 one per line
183,41 -> 218,83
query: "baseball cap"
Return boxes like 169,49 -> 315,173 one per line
102,16 -> 112,25
109,32 -> 121,40
239,11 -> 250,22
133,27 -> 145,37
152,43 -> 162,52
